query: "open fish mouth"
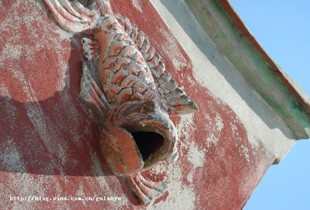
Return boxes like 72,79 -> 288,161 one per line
100,101 -> 178,176
122,117 -> 176,169
130,131 -> 164,163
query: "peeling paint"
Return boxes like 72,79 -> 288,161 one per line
131,0 -> 143,13
206,114 -> 225,147
187,142 -> 205,168
186,142 -> 205,183
158,28 -> 188,71
177,114 -> 195,141
239,144 -> 251,163
149,166 -> 196,210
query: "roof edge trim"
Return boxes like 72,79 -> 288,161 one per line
186,0 -> 310,139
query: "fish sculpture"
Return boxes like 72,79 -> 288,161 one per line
43,0 -> 198,204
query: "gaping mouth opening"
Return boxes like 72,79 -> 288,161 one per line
130,131 -> 165,162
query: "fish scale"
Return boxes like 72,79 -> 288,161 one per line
100,15 -> 159,105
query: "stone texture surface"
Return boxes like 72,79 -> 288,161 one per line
0,0 -> 276,209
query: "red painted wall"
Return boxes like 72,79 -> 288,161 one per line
0,0 -> 275,209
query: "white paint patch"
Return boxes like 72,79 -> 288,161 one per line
176,114 -> 196,175
187,171 -> 194,183
206,134 -> 218,147
55,57 -> 69,92
10,69 -> 36,101
239,144 -> 251,163
57,90 -> 86,147
186,142 -> 205,183
177,114 -> 195,141
206,114 -> 224,147
132,0 -> 143,13
0,84 -> 17,125
148,165 -> 196,210
57,143 -> 68,165
0,139 -> 26,172
0,83 -> 11,98
158,28 -> 188,71
0,44 -> 22,66
75,184 -> 87,206
215,114 -> 224,132
149,162 -> 166,174
187,142 -> 205,168
175,113 -> 205,184
90,151 -> 132,207
26,103 -> 56,156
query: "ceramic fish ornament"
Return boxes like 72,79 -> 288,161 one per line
43,0 -> 198,204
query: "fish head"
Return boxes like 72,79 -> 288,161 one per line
101,100 -> 178,176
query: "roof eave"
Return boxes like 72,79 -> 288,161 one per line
186,0 -> 310,139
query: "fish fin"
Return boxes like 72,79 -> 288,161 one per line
79,61 -> 111,116
126,173 -> 167,204
164,86 -> 199,115
81,37 -> 99,60
43,0 -> 101,32
116,14 -> 198,115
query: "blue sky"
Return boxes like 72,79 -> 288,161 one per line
228,1 -> 310,210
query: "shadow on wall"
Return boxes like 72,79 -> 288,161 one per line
0,33 -> 116,177
159,0 -> 293,139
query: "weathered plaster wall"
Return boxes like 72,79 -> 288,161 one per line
0,0 -> 286,209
